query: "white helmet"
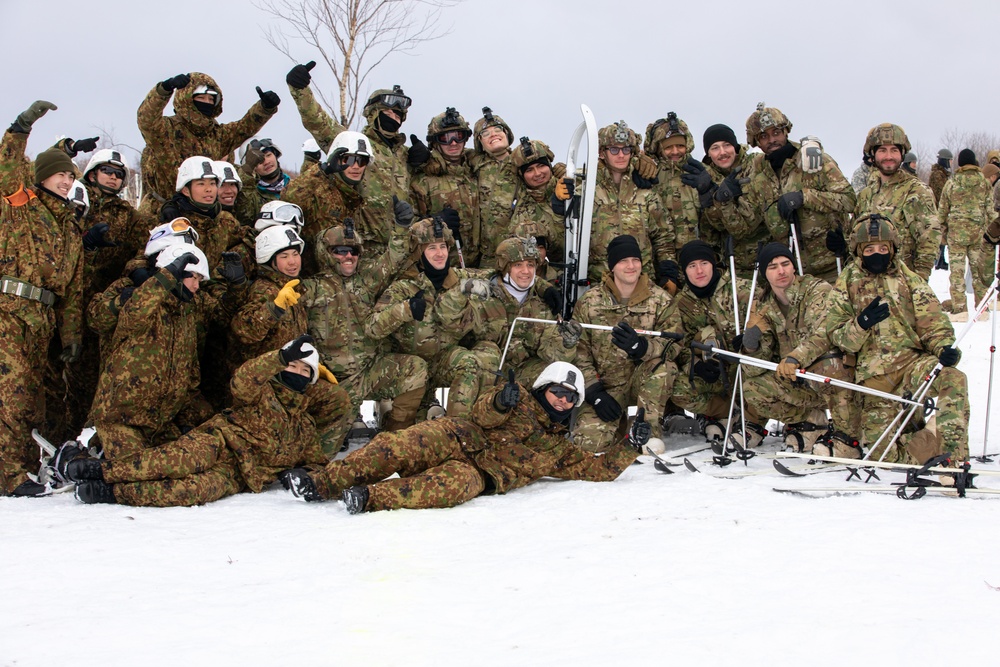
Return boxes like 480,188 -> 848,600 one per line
213,160 -> 242,191
302,138 -> 321,154
83,149 -> 130,191
280,338 -> 319,384
254,201 -> 304,231
329,130 -> 373,161
175,156 -> 218,192
255,224 -> 305,265
145,218 -> 200,257
155,243 -> 210,280
67,180 -> 89,217
532,361 -> 586,398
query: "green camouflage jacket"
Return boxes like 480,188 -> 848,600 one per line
410,153 -> 481,266
938,165 -> 993,245
749,274 -> 838,367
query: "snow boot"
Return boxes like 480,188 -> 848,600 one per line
282,468 -> 321,502
65,458 -> 103,483
10,479 -> 50,497
783,421 -> 827,454
643,437 -> 667,456
426,400 -> 447,420
813,430 -> 862,459
75,480 -> 116,504
342,485 -> 370,514
51,441 -> 84,485
730,422 -> 767,451
662,413 -> 703,437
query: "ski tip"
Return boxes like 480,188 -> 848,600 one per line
652,459 -> 674,475
683,458 -> 699,473
772,459 -> 805,477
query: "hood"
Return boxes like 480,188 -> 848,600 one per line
174,72 -> 223,132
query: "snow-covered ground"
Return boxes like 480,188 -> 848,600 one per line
4,268 -> 1000,667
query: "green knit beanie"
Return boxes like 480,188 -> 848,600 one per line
34,147 -> 76,185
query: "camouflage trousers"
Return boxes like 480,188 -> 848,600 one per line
509,356 -> 550,390
312,418 -> 486,511
574,358 -> 678,453
342,353 -> 428,437
93,421 -> 185,460
426,342 -> 501,418
0,312 -> 50,495
43,329 -> 102,444
948,240 -> 989,312
860,356 -> 969,463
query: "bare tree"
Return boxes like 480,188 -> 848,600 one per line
939,128 -> 1000,167
71,125 -> 145,205
255,0 -> 460,128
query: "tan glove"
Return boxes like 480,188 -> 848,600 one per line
554,180 -> 571,201
317,363 -> 338,384
635,152 -> 659,180
551,162 -> 567,181
776,357 -> 800,382
274,279 -> 302,310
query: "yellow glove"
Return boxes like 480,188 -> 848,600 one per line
317,363 -> 338,384
776,357 -> 799,382
274,279 -> 301,310
554,180 -> 571,201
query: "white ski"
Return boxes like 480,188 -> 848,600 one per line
560,103 -> 598,317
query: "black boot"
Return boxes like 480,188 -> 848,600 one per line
281,468 -> 321,502
10,479 -> 50,497
74,480 -> 116,504
66,458 -> 103,482
342,485 -> 370,514
51,441 -> 84,484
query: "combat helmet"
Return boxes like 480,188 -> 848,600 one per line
510,137 -> 555,174
598,120 -> 640,151
850,213 -> 900,256
473,107 -> 514,154
83,149 -> 129,195
407,216 -> 454,260
175,156 -> 217,192
863,123 -> 911,157
426,107 -> 472,145
321,218 -> 364,254
745,102 -> 792,148
644,112 -> 695,157
363,85 -> 411,125
67,180 -> 89,218
255,224 -> 305,265
213,160 -> 242,191
937,148 -> 954,160
495,235 -> 541,276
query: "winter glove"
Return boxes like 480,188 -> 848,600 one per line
635,153 -> 659,180
439,207 -> 461,245
554,179 -> 573,201
81,223 -> 118,251
542,286 -> 561,316
160,73 -> 191,92
280,334 -> 315,364
680,157 -> 715,194
317,364 -> 338,384
692,360 -> 722,384
256,86 -> 280,110
656,259 -> 681,293
611,321 -> 648,360
627,407 -> 652,453
495,369 -> 520,412
557,319 -> 583,348
585,382 -> 623,423
129,266 -> 155,287
939,346 -> 961,367
730,333 -> 744,351
322,147 -> 349,175
219,252 -> 247,285
742,325 -> 763,352
550,194 -> 567,216
164,251 -> 198,281
776,357 -> 800,382
714,167 -> 747,204
777,191 -> 804,221
461,278 -> 492,300
12,100 -> 57,134
551,162 -> 567,180
67,136 -> 99,157
393,195 -> 414,228
857,296 -> 890,330
118,285 -> 135,307
407,134 -> 431,167
59,343 -> 81,364
631,169 -> 658,189
241,139 -> 265,176
825,228 -> 847,256
408,289 -> 426,321
285,61 -> 315,90
274,279 -> 302,310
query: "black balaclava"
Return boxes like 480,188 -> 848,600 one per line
277,371 -> 310,393
861,251 -> 892,274
419,253 -> 450,291
531,386 -> 572,426
766,140 -> 796,172
193,100 -> 216,117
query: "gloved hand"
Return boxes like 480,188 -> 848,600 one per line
118,285 -> 135,306
554,179 -> 574,201
631,169 -> 658,189
692,360 -> 721,383
321,147 -> 349,175
741,325 -> 763,352
627,407 -> 652,453
635,153 -> 659,180
557,319 -> 583,348
551,163 -> 566,180
241,139 -> 265,176
462,278 -> 492,300
12,100 -> 57,134
407,135 -> 431,167
256,86 -> 280,110
59,343 -> 81,364
777,191 -> 804,221
585,381 -> 622,423
219,252 -> 247,285
129,266 -> 155,287
280,334 -> 315,364
714,167 -> 747,204
408,289 -> 426,321
825,228 -> 847,256
857,296 -> 890,330
274,279 -> 302,310
285,61 -> 315,90
67,136 -> 99,156
939,346 -> 961,367
730,333 -> 744,351
495,368 -> 520,412
82,223 -> 118,251
393,195 -> 414,227
776,357 -> 800,382
611,321 -> 648,360
317,364 -> 338,384
164,252 -> 198,281
550,194 -> 567,217
160,73 -> 191,92
542,286 -> 561,316
680,157 -> 715,194
439,207 -> 461,244
656,260 -> 681,292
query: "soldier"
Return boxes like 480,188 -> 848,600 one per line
470,107 -> 518,267
508,137 -> 565,266
213,159 -> 245,221
740,243 -> 861,457
279,361 -> 644,513
574,235 -> 677,453
938,149 -> 994,320
409,107 -> 481,267
365,217 -> 503,419
0,102 -> 86,496
60,337 -> 352,506
232,139 -> 289,228
851,156 -> 874,195
826,215 -> 969,464
855,124 -> 941,280
928,148 -> 953,205
902,151 -> 918,176
137,72 -> 279,215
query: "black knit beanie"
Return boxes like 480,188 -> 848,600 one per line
958,148 -> 977,167
703,124 -> 739,155
757,242 -> 795,272
607,235 -> 642,270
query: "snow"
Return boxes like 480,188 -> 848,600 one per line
4,268 -> 1000,666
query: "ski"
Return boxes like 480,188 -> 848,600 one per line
656,441 -> 715,464
772,459 -> 846,477
559,103 -> 598,318
774,485 -> 1000,499
682,456 -> 810,479
647,450 -> 675,475
774,451 -> 1000,478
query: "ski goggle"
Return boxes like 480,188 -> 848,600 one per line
605,146 -> 633,156
338,154 -> 371,168
97,165 -> 126,180
168,217 -> 200,241
373,93 -> 411,110
436,130 -> 469,145
548,385 -> 579,404
330,246 -> 360,257
259,204 -> 304,228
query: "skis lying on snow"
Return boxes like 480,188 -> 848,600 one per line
774,485 -> 1000,499
679,456 -> 839,479
648,442 -> 715,473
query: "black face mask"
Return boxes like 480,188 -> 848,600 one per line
531,387 -> 572,425
193,100 -> 216,117
861,252 -> 892,274
419,253 -> 450,291
278,371 -> 310,393
377,111 -> 401,134
766,141 -> 797,172
688,266 -> 722,299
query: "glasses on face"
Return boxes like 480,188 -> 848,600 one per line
331,246 -> 360,257
605,146 -> 633,156
338,155 -> 371,168
548,385 -> 579,404
375,93 -> 411,110
436,130 -> 468,145
98,165 -> 126,180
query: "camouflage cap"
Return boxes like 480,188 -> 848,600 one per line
510,137 -> 555,172
850,213 -> 900,256
645,113 -> 695,156
495,235 -> 541,275
473,107 -> 514,153
745,102 -> 792,148
321,219 -> 364,251
598,121 -> 640,150
408,216 -> 455,257
864,123 -> 911,156
426,107 -> 471,144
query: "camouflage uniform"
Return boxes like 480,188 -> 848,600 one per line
573,273 -> 677,452
228,266 -> 309,374
938,164 -> 994,311
307,383 -> 637,511
508,139 -> 565,265
283,163 -> 363,274
851,163 -> 873,195
700,147 -> 767,277
469,109 -> 517,268
137,72 -> 276,212
102,350 -> 351,507
928,163 -> 950,206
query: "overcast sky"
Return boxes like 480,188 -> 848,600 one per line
3,0 -> 998,176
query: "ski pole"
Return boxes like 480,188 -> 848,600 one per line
979,246 -> 1000,463
455,239 -> 466,269
788,212 -> 805,276
719,236 -> 752,455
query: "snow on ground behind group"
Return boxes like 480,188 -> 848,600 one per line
3,267 -> 1000,666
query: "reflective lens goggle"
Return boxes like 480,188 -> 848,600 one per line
331,245 -> 360,256
606,146 -> 633,156
169,217 -> 200,241
436,130 -> 468,145
338,154 -> 371,168
375,93 -> 411,110
268,203 -> 304,226
548,386 -> 579,404
98,165 -> 126,180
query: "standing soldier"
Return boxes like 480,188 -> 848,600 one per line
901,152 -> 918,177
854,124 -> 941,281
509,137 -> 565,265
470,107 -> 518,267
928,148 -> 953,205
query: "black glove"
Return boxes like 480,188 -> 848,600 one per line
68,136 -> 99,156
542,286 -> 561,316
631,169 -> 658,189
81,223 -> 117,251
939,345 -> 961,367
164,252 -> 198,281
825,228 -> 847,256
714,167 -> 746,204
280,334 -> 316,364
256,86 -> 280,110
692,360 -> 722,383
393,195 -> 414,227
219,252 -> 247,285
285,61 -> 315,90
550,194 -> 567,216
12,100 -> 57,133
857,296 -> 890,330
161,73 -> 191,92
439,207 -> 461,244
407,134 -> 431,167
585,382 -> 623,422
680,157 -> 714,194
557,319 -> 583,348
656,260 -> 681,288
129,265 -> 155,287
777,191 -> 804,221
118,285 -> 135,307
628,407 -> 652,453
730,333 -> 744,351
496,368 -> 520,412
408,289 -> 426,321
321,147 -> 349,175
611,321 -> 648,360
59,344 -> 81,364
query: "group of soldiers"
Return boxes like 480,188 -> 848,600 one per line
1,62 -> 996,514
